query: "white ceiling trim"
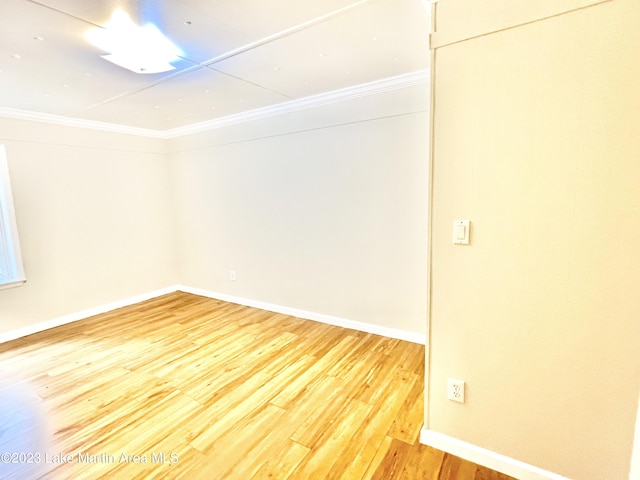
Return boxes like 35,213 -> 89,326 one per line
0,69 -> 428,140
164,69 -> 430,138
0,107 -> 165,138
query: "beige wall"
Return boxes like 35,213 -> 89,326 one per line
0,119 -> 177,333
427,0 -> 640,479
168,86 -> 430,335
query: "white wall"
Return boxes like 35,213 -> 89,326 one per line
0,118 -> 177,334
0,84 -> 429,340
168,86 -> 429,336
426,1 -> 640,479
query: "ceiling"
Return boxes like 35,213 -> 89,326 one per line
0,0 -> 430,133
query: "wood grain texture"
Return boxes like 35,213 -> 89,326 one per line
0,292 -> 514,479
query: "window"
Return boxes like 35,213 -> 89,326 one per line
0,145 -> 25,289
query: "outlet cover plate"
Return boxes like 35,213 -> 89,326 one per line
447,378 -> 465,403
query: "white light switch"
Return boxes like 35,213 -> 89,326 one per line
453,220 -> 470,245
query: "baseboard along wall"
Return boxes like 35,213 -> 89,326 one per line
176,285 -> 426,345
0,285 -> 426,345
0,286 -> 180,344
419,428 -> 572,480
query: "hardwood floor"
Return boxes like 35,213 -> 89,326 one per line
0,292 -> 514,480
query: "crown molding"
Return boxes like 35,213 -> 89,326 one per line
0,107 -> 164,139
0,69 -> 429,140
163,69 -> 429,138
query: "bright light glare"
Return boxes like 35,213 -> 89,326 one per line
86,9 -> 182,74
0,381 -> 51,479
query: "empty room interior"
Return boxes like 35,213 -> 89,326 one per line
0,0 -> 639,479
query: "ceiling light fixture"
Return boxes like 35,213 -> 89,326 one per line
86,9 -> 182,74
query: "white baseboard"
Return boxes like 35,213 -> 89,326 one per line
419,428 -> 571,480
176,285 -> 426,345
1,284 -> 425,345
0,285 -> 180,344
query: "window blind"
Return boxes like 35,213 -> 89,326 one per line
0,145 -> 26,289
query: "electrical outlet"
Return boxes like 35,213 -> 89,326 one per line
447,378 -> 465,403
229,270 -> 236,281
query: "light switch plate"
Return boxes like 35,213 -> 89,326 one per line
453,220 -> 470,245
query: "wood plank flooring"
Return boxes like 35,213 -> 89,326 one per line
0,292 -> 514,480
